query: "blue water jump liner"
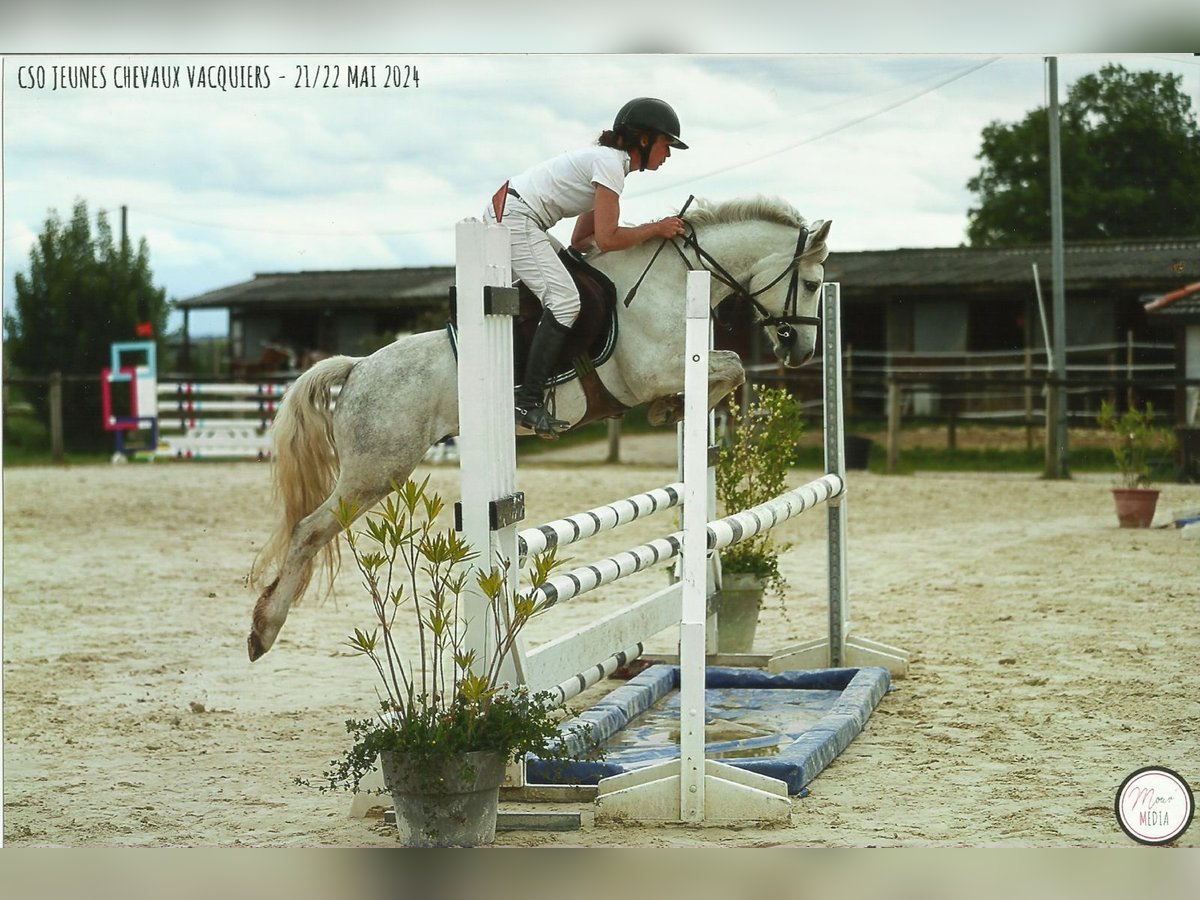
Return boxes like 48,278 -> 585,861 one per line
527,664 -> 891,796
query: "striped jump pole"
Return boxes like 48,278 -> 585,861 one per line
545,643 -> 643,706
517,482 -> 684,562
524,472 -> 845,607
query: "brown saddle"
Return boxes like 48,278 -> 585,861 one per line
513,248 -> 618,389
449,249 -> 629,425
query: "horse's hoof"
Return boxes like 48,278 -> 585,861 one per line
647,409 -> 681,427
647,396 -> 684,427
247,631 -> 267,661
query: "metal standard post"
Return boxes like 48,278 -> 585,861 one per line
1046,56 -> 1069,478
822,284 -> 849,667
768,284 -> 910,678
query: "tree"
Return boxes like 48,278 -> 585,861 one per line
966,64 -> 1200,246
3,199 -> 170,450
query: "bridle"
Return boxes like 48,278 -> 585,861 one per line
671,222 -> 821,342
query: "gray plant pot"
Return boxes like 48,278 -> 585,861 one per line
379,749 -> 507,847
717,572 -> 765,653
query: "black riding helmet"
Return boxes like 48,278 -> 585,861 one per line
613,97 -> 688,151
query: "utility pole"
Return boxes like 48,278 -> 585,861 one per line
1044,57 -> 1070,479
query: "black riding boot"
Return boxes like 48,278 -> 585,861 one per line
515,313 -> 572,439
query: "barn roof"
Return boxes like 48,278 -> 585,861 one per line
177,267 -> 454,310
825,236 -> 1199,294
177,236 -> 1200,310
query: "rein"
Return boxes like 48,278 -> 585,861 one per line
669,221 -> 820,338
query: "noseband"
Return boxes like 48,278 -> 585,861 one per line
673,223 -> 821,340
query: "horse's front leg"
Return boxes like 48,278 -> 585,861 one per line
646,350 -> 745,426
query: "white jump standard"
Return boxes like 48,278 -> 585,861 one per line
451,218 -> 906,825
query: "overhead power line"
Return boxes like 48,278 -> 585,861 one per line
630,57 -> 1000,199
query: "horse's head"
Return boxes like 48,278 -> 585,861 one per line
748,218 -> 832,367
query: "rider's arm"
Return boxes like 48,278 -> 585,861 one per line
587,185 -> 683,252
570,210 -> 597,252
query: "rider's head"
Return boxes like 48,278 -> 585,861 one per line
600,98 -> 688,171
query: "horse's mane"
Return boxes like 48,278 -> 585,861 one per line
682,195 -> 806,230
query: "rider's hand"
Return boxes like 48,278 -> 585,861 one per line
655,216 -> 685,239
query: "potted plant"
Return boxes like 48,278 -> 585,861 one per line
713,386 -> 806,652
301,477 -> 582,846
1096,399 -> 1177,528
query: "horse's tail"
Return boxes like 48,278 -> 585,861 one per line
249,355 -> 358,599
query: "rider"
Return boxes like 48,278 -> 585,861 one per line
487,97 -> 689,438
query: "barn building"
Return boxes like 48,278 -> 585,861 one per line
176,235 -> 1198,425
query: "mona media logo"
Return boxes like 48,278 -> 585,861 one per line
1115,766 -> 1195,845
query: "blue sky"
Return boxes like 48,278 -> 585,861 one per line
2,7 -> 1198,336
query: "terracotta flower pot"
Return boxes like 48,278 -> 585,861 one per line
1111,487 -> 1160,529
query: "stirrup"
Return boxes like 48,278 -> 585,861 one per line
516,403 -> 569,439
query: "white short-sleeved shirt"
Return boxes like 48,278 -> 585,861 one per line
509,145 -> 630,229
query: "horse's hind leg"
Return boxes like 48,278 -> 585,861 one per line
248,478 -> 391,661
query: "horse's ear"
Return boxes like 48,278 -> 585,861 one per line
803,219 -> 832,263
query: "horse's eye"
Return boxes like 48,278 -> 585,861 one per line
804,280 -> 822,293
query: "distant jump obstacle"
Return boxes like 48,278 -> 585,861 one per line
151,381 -> 283,460
102,341 -> 285,462
452,219 -> 908,825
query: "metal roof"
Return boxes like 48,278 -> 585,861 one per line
177,236 -> 1200,310
825,237 -> 1200,294
177,267 -> 454,310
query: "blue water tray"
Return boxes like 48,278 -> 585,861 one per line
526,664 -> 891,796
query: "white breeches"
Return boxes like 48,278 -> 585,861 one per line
484,199 -> 580,327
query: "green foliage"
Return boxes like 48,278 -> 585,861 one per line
966,64 -> 1200,246
714,386 -> 805,598
1096,400 -> 1177,488
302,477 -> 589,797
3,199 -> 170,450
